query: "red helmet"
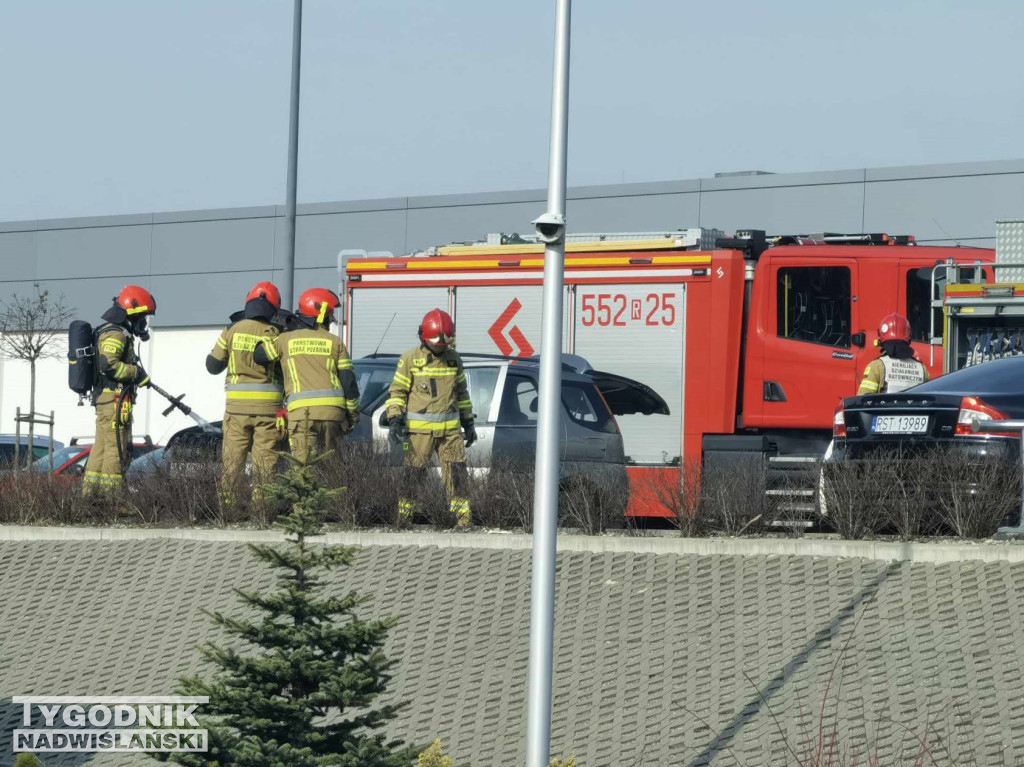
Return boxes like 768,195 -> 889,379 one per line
419,308 -> 455,348
877,313 -> 911,343
117,285 -> 156,316
298,288 -> 340,323
246,281 -> 281,310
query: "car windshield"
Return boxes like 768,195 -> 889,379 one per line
29,446 -> 87,472
353,360 -> 398,409
913,357 -> 1024,393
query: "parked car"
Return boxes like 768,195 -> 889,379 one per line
822,356 -> 1024,527
0,435 -> 65,470
30,436 -> 159,479
357,353 -> 668,513
136,353 -> 669,518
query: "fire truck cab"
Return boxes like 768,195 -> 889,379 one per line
340,229 -> 994,517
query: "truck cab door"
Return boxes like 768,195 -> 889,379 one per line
757,260 -> 861,430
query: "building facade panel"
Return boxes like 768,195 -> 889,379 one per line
863,174 -> 1024,243
292,209 -> 409,268
697,180 -> 866,235
150,216 -> 276,274
0,232 -> 38,282
35,223 -> 153,280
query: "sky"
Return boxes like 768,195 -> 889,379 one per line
1,0 -> 1021,222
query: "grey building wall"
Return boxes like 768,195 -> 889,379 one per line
2,158 -> 1023,327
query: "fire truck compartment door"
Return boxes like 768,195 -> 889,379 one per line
451,285 -> 570,356
588,370 -> 669,416
348,287 -> 449,357
759,261 -> 859,430
573,285 -> 685,465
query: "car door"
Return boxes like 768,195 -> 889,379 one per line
759,260 -> 862,429
491,372 -> 567,466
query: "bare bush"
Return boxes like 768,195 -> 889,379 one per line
317,442 -> 404,527
468,458 -> 535,530
648,463 -> 709,537
930,447 -> 1021,538
124,462 -> 223,526
700,456 -> 772,534
0,473 -> 93,524
559,468 -> 630,534
820,457 -> 892,539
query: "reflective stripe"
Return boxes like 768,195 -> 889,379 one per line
287,397 -> 346,411
225,382 -> 283,392
384,397 -> 406,409
227,391 -> 284,401
337,358 -> 353,370
287,359 -> 301,393
216,337 -> 229,350
261,339 -> 281,361
407,419 -> 460,431
393,372 -> 411,386
457,400 -> 472,410
859,380 -> 880,391
287,389 -> 346,410
457,374 -> 467,383
411,368 -> 458,377
345,398 -> 360,411
327,358 -> 341,389
406,409 -> 458,422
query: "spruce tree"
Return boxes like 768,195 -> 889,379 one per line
165,452 -> 417,766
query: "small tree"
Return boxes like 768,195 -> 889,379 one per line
0,286 -> 73,459
164,453 -> 417,766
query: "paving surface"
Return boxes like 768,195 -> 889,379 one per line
2,539 -> 1023,766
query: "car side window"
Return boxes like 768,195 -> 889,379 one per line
562,382 -> 615,433
499,374 -> 539,426
776,266 -> 851,348
463,366 -> 500,423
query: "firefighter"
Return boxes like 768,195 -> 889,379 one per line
206,281 -> 284,504
386,308 -> 477,526
858,312 -> 929,395
83,285 -> 155,494
254,287 -> 360,464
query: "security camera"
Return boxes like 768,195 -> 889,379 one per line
532,212 -> 566,245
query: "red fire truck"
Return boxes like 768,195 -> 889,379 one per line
340,229 -> 994,518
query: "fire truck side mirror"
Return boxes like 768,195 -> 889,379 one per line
532,212 -> 566,245
851,332 -> 866,348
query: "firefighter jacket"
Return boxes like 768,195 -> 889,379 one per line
858,355 -> 928,395
208,318 -> 283,416
259,327 -> 360,423
386,345 -> 473,435
94,324 -> 144,406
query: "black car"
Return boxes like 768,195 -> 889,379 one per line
823,356 -> 1024,529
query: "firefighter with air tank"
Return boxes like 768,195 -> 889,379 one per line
386,308 -> 477,527
206,282 -> 284,504
858,312 -> 929,395
254,288 -> 360,464
83,286 -> 155,494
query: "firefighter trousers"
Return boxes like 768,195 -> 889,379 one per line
399,430 -> 470,526
83,399 -> 132,494
220,413 -> 281,504
288,417 -> 345,465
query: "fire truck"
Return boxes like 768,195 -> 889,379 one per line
339,228 -> 995,518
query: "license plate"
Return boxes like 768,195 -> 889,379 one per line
870,415 -> 929,434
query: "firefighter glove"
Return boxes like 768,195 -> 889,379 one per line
462,419 -> 478,448
388,415 -> 407,441
275,408 -> 288,431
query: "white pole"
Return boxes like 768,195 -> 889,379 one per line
525,1 -> 571,765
